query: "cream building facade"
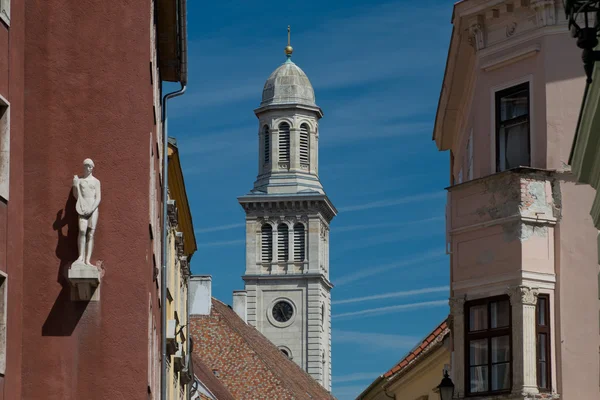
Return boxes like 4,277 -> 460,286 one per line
234,42 -> 336,390
434,1 -> 600,399
165,138 -> 197,400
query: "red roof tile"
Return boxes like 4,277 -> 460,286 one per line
383,319 -> 450,379
190,298 -> 336,400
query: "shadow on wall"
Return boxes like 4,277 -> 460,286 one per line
42,189 -> 88,336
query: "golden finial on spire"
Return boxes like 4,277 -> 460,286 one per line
284,25 -> 293,58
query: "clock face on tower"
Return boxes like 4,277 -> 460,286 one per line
272,300 -> 294,323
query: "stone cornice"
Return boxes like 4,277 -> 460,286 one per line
242,273 -> 334,289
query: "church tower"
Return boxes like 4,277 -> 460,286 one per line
237,28 -> 336,390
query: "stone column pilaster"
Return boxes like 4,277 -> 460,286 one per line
509,285 -> 539,397
449,297 -> 466,398
290,127 -> 299,170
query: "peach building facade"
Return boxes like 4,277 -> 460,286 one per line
434,1 -> 600,399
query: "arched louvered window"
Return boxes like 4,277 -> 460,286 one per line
278,223 -> 289,261
261,224 -> 273,262
263,125 -> 270,164
300,123 -> 310,166
293,223 -> 305,261
278,122 -> 290,163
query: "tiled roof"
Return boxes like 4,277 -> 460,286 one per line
190,298 -> 336,400
191,352 -> 236,400
383,319 -> 449,379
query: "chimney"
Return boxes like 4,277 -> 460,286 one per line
232,290 -> 247,323
189,275 -> 212,315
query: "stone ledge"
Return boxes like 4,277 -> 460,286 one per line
67,261 -> 101,301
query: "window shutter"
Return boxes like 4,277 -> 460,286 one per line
261,224 -> 273,262
293,223 -> 305,261
279,123 -> 290,163
278,223 -> 289,261
264,126 -> 270,164
300,124 -> 309,166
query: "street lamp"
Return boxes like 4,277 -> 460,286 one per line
437,370 -> 455,400
564,1 -> 600,82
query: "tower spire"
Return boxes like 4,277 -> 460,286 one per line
285,25 -> 293,60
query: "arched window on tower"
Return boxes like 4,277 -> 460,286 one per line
300,123 -> 310,166
293,223 -> 305,261
261,224 -> 273,262
278,223 -> 289,261
263,125 -> 270,164
278,122 -> 290,163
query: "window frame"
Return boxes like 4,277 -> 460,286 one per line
263,125 -> 270,165
0,0 -> 9,27
464,295 -> 513,396
536,294 -> 551,392
494,81 -> 531,172
0,95 -> 10,201
261,224 -> 273,263
278,122 -> 291,164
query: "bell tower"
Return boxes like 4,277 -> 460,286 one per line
237,27 -> 336,390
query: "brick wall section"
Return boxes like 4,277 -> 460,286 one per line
189,298 -> 336,400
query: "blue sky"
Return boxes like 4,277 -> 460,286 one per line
167,1 -> 454,398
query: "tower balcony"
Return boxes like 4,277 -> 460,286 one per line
447,168 -> 559,290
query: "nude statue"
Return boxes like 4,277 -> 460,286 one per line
72,159 -> 101,266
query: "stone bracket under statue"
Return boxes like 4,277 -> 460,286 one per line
66,158 -> 102,302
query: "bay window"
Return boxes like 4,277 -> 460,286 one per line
536,294 -> 551,391
466,296 -> 512,395
495,82 -> 530,172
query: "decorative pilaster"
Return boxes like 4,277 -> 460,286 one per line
467,15 -> 485,51
509,286 -> 539,396
449,296 -> 466,398
530,0 -> 556,27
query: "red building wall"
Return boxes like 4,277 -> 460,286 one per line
18,1 -> 161,398
0,1 -> 25,399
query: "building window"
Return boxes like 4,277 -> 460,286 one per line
299,123 -> 310,166
496,82 -> 530,172
277,223 -> 289,261
261,224 -> 273,262
278,122 -> 290,163
0,98 -> 9,201
466,296 -> 511,395
536,294 -> 551,391
0,0 -> 9,26
293,223 -> 305,261
263,125 -> 270,165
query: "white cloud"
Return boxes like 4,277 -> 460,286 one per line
337,191 -> 446,212
334,249 -> 446,286
334,216 -> 444,233
196,223 -> 246,234
333,285 -> 450,305
197,239 -> 245,247
333,372 -> 383,384
333,329 -> 420,350
334,299 -> 448,320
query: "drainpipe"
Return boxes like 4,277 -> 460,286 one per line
160,83 -> 186,400
160,0 -> 188,398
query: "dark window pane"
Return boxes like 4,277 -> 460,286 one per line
498,122 -> 529,170
470,366 -> 489,393
492,336 -> 510,363
537,333 -> 547,362
537,297 -> 547,326
538,361 -> 548,388
470,339 -> 488,366
491,363 -> 511,391
469,304 -> 488,331
491,300 -> 510,328
500,89 -> 528,121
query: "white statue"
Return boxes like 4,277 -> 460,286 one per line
72,158 -> 101,266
